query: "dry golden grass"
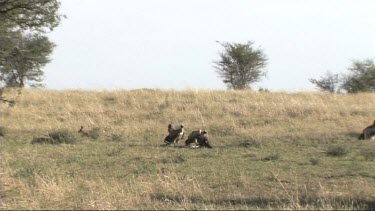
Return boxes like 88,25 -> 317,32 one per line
2,88 -> 374,138
0,88 -> 375,210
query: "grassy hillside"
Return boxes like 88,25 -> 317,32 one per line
1,89 -> 375,210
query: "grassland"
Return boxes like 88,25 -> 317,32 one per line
0,89 -> 375,210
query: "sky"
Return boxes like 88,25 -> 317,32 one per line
44,0 -> 375,91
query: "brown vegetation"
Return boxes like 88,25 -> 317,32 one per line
0,89 -> 375,210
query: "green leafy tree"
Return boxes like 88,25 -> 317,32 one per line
0,26 -> 22,64
0,33 -> 55,87
0,0 -> 63,103
310,59 -> 375,94
214,41 -> 267,90
309,71 -> 341,93
0,0 -> 63,31
341,59 -> 375,93
0,0 -> 63,63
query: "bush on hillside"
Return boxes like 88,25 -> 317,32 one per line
309,157 -> 321,165
87,127 -> 100,140
32,129 -> 77,144
360,149 -> 375,161
110,132 -> 125,142
0,126 -> 6,137
327,146 -> 348,157
239,138 -> 260,148
262,153 -> 280,161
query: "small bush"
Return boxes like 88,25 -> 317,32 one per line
88,127 -> 100,140
360,149 -> 375,161
258,87 -> 270,92
0,126 -> 6,137
327,145 -> 348,157
48,129 -> 76,144
160,154 -> 186,164
32,129 -> 77,144
103,96 -> 117,104
31,136 -> 54,144
239,138 -> 260,148
110,133 -> 124,142
262,153 -> 280,161
309,157 -> 320,165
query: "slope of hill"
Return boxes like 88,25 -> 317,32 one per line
1,89 -> 374,209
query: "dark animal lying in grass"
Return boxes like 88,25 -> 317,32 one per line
358,120 -> 375,140
164,124 -> 184,145
185,130 -> 212,148
167,122 -> 174,133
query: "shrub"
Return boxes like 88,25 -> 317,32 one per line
327,146 -> 348,157
48,129 -> 76,144
309,157 -> 320,165
103,96 -> 117,104
88,127 -> 100,140
32,129 -> 77,144
0,126 -> 6,137
31,136 -> 54,144
110,132 -> 124,142
239,138 -> 260,148
360,149 -> 375,161
262,153 -> 280,161
160,154 -> 186,164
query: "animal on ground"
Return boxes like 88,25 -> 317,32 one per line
358,120 -> 375,140
197,135 -> 213,148
185,129 -> 212,148
164,124 -> 185,145
78,126 -> 89,137
167,122 -> 174,133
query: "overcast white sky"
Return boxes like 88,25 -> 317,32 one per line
44,0 -> 375,91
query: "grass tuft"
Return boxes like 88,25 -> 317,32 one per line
327,145 -> 348,157
87,127 -> 101,140
239,138 -> 260,148
110,132 -> 125,142
262,153 -> 280,161
309,157 -> 321,165
0,126 -> 6,137
48,129 -> 77,144
360,149 -> 375,161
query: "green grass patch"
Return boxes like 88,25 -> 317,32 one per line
327,145 -> 349,157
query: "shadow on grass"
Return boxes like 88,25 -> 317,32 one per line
158,145 -> 187,148
150,193 -> 375,209
346,132 -> 361,139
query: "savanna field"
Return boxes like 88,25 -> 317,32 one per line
0,89 -> 375,210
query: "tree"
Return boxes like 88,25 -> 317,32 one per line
0,0 -> 62,63
309,71 -> 341,93
0,25 -> 25,65
0,0 -> 63,63
310,59 -> 375,94
0,0 -> 63,104
341,59 -> 375,93
214,41 -> 267,90
0,0 -> 63,31
0,33 -> 55,87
